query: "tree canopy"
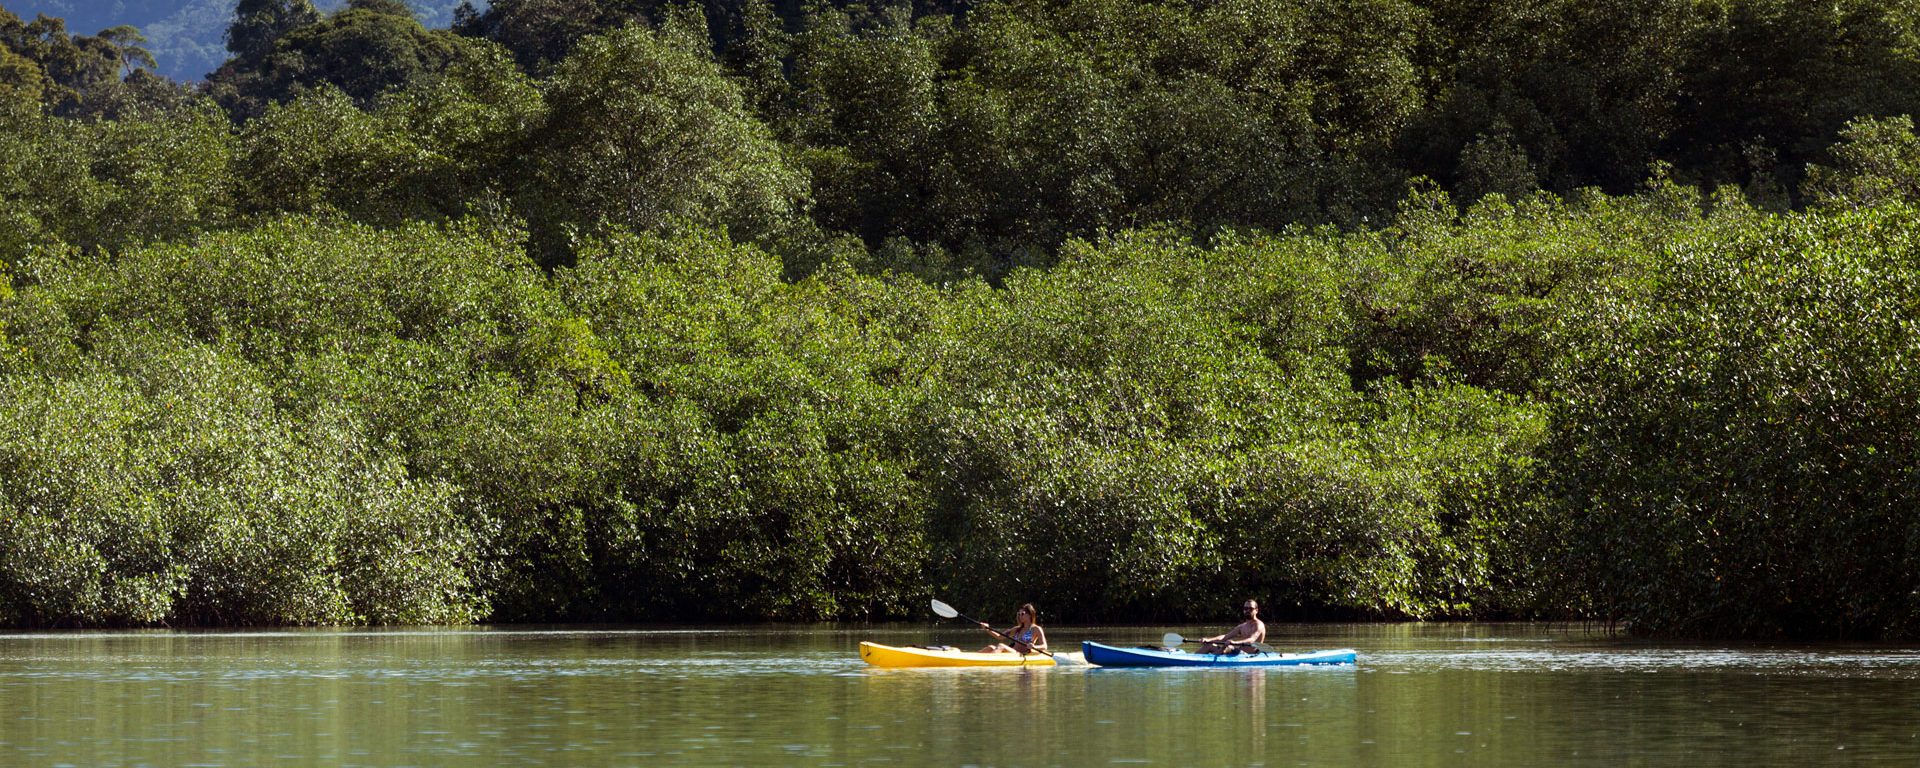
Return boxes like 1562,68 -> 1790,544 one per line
4,1 -> 1920,637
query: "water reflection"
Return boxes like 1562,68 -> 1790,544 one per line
0,624 -> 1913,765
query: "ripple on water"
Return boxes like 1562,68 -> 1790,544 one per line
1361,648 -> 1920,678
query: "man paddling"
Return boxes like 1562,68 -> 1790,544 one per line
1196,599 -> 1265,655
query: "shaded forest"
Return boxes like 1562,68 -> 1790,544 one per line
2,0 -> 1920,638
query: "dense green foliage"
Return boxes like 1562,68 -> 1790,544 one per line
1,1 -> 1919,637
207,0 -> 476,119
1538,193 -> 1920,638
0,7 -> 187,117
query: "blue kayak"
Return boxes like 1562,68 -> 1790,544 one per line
1081,641 -> 1356,668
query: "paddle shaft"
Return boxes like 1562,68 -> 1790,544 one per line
1167,632 -> 1272,654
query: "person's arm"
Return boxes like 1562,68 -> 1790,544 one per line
1223,622 -> 1266,652
1028,625 -> 1047,652
1221,621 -> 1257,643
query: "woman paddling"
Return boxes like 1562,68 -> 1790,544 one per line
978,603 -> 1048,655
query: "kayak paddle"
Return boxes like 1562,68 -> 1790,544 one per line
930,598 -> 1056,658
1163,632 -> 1273,654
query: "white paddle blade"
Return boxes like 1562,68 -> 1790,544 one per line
930,599 -> 959,619
1162,632 -> 1185,647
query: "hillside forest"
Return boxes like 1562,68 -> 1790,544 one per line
3,0 -> 1920,638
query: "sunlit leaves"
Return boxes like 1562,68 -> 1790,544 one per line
1538,199 -> 1920,638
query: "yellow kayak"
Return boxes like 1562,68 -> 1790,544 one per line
859,641 -> 1056,668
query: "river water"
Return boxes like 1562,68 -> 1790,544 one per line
0,622 -> 1915,766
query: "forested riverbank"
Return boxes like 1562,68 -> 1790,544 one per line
2,0 -> 1919,638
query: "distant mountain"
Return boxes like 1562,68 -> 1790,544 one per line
1,0 -> 475,81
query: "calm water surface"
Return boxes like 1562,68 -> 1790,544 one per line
0,622 -> 1916,766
